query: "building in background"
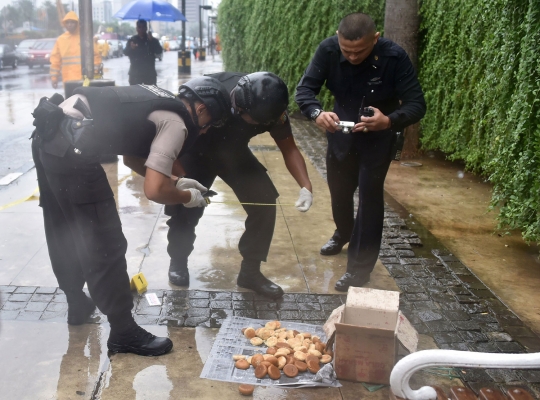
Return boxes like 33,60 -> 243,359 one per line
93,1 -> 113,23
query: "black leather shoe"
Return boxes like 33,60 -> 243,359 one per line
320,237 -> 348,255
168,260 -> 189,286
67,293 -> 96,325
334,271 -> 370,292
108,324 -> 173,356
237,269 -> 284,300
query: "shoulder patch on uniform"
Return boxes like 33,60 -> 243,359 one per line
279,111 -> 288,124
139,84 -> 176,99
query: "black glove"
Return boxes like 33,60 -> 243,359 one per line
31,94 -> 65,141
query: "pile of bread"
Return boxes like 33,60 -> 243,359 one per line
233,320 -> 333,380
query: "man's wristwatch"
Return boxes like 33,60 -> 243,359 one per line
310,109 -> 323,121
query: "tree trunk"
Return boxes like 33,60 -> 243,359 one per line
384,0 -> 421,159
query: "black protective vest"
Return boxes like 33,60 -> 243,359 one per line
73,84 -> 198,157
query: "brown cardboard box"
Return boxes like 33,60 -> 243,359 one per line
323,289 -> 418,385
344,287 -> 400,329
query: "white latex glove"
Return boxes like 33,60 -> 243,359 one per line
176,177 -> 207,193
295,187 -> 313,212
183,188 -> 208,208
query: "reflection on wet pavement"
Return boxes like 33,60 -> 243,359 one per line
0,319 -> 462,400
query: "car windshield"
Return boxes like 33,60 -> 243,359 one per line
33,40 -> 55,50
18,40 -> 35,50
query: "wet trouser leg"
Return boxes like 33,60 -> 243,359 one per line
218,147 -> 278,262
327,131 -> 395,273
326,148 -> 360,244
32,140 -> 85,294
165,144 -> 279,264
33,140 -> 134,327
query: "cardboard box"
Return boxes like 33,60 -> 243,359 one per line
323,288 -> 418,385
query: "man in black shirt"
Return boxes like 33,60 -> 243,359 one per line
124,19 -> 163,85
166,72 -> 313,299
295,13 -> 426,291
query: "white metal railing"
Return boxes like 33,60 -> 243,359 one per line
390,349 -> 540,400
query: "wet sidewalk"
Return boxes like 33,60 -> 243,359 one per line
0,127 -> 461,398
1,56 -> 540,397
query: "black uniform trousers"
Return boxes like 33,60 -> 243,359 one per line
327,130 -> 395,273
32,139 -> 134,326
165,137 -> 279,264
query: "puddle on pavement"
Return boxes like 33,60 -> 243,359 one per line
0,321 -> 350,399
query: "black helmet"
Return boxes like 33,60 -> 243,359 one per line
178,76 -> 231,127
232,72 -> 289,124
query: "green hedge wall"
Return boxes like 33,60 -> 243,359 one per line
218,0 -> 540,243
419,0 -> 540,242
218,0 -> 385,110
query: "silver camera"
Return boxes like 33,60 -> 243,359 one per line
335,121 -> 355,134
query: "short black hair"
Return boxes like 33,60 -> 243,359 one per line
338,13 -> 376,41
136,19 -> 147,27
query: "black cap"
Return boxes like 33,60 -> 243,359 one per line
232,72 -> 289,124
178,76 -> 231,127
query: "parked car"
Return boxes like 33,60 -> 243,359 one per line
15,39 -> 36,64
168,40 -> 180,51
27,38 -> 56,68
108,39 -> 124,57
0,44 -> 18,69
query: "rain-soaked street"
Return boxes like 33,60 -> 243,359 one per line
1,50 -> 540,399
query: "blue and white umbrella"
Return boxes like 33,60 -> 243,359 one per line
114,0 -> 187,22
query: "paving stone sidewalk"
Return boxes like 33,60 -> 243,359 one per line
290,116 -> 540,398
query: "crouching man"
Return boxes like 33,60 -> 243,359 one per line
31,77 -> 230,356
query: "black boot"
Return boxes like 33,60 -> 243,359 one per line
108,323 -> 173,356
168,259 -> 189,286
334,271 -> 371,292
320,236 -> 348,255
66,291 -> 96,325
237,259 -> 284,300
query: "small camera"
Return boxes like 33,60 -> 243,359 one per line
335,121 -> 355,134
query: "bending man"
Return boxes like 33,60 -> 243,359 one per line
32,77 -> 230,356
166,72 -> 313,299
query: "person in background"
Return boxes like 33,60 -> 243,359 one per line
124,19 -> 163,85
50,11 -> 101,89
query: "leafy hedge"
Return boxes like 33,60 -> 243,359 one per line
218,0 -> 385,110
419,0 -> 540,242
218,0 -> 540,243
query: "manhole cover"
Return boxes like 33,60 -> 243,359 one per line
400,162 -> 423,167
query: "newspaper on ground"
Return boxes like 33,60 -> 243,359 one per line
200,316 -> 342,388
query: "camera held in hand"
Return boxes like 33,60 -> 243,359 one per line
335,121 -> 355,134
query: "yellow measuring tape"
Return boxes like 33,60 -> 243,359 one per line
211,201 -> 297,206
0,187 -> 39,211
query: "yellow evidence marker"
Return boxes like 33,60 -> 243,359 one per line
130,272 -> 148,294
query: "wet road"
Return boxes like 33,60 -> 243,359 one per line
0,51 -> 223,178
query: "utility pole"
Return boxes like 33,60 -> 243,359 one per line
78,0 -> 94,79
178,0 -> 191,74
198,4 -> 211,61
